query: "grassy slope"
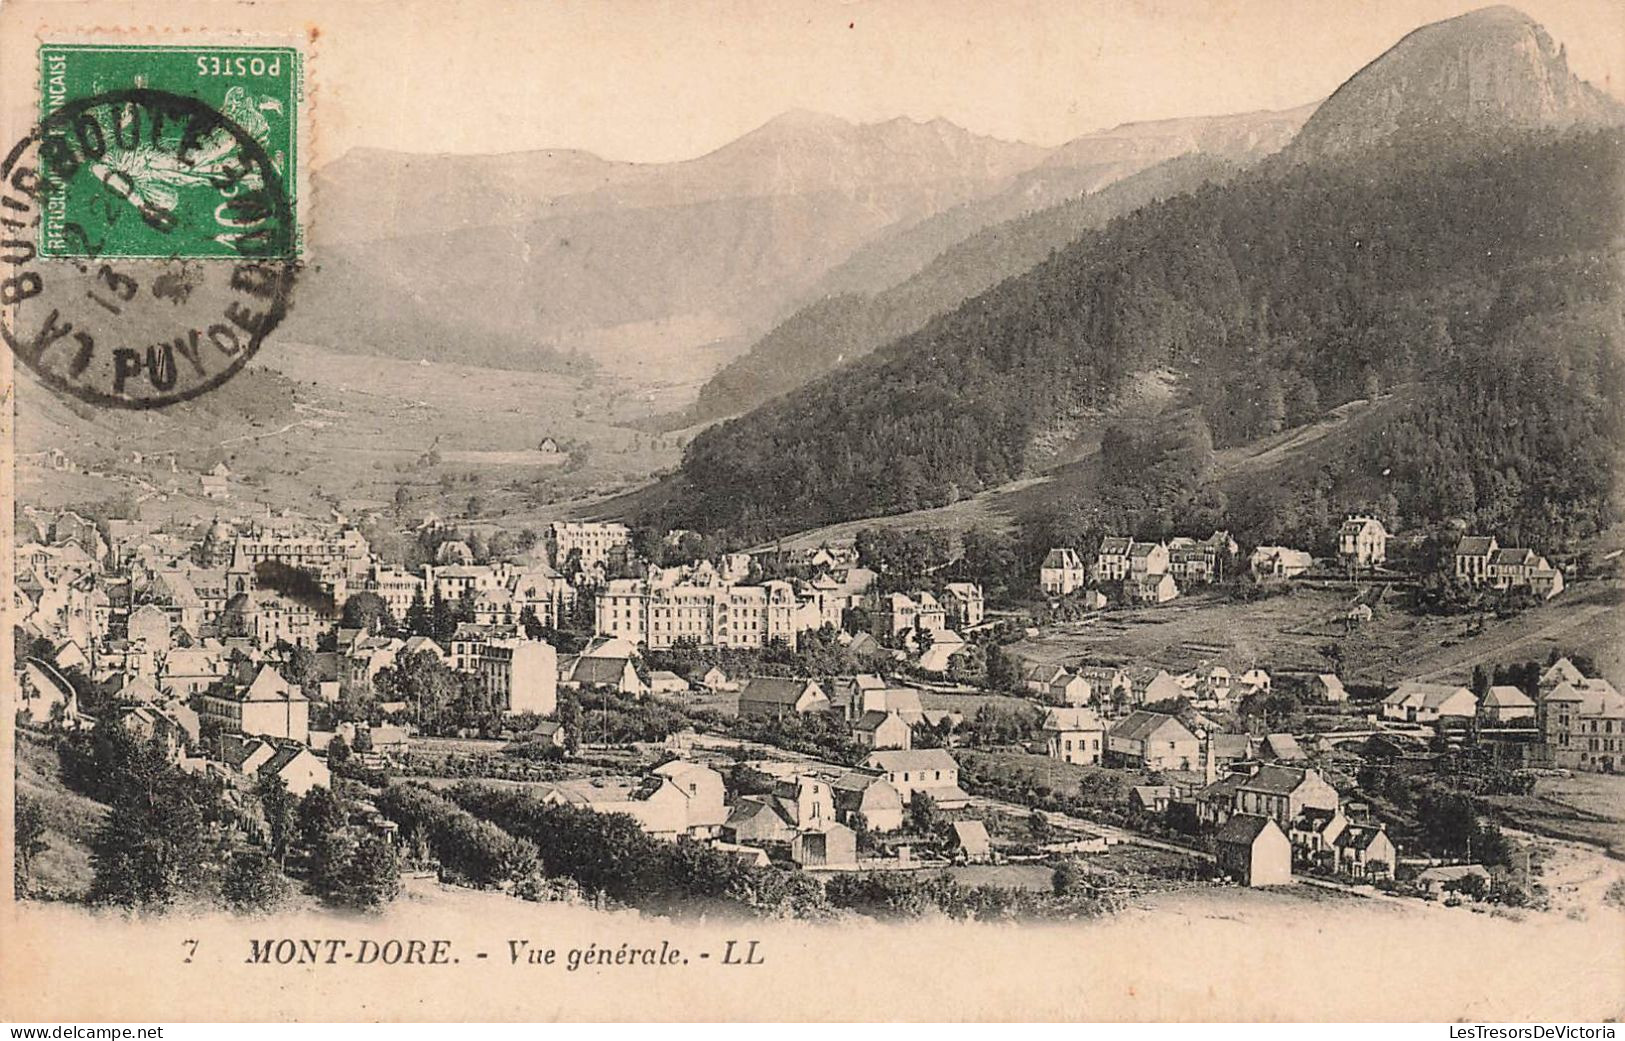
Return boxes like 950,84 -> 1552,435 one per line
14,729 -> 103,899
1484,773 -> 1625,858
1012,580 -> 1624,689
14,341 -> 683,535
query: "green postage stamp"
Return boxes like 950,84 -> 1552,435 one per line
36,43 -> 302,259
0,40 -> 302,408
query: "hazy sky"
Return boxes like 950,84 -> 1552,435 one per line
287,0 -> 1625,163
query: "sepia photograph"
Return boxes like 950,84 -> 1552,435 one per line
1,0 -> 1623,1025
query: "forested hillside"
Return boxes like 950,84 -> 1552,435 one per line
661,128 -> 1624,551
686,153 -> 1243,423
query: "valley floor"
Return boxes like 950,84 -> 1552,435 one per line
1011,580 -> 1625,688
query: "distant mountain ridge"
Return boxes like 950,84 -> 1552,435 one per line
657,7 -> 1625,551
1289,5 -> 1624,157
680,104 -> 1315,424
288,113 -> 1051,377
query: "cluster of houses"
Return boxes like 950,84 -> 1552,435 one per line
591,551 -> 987,678
1042,531 -> 1238,604
1375,658 -> 1623,773
515,738 -> 977,871
1024,659 -> 1275,717
1452,534 -> 1565,599
1039,518 -> 1567,606
1113,725 -> 1397,887
12,510 -> 595,805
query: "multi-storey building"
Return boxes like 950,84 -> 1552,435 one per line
1542,672 -> 1625,772
1337,516 -> 1388,569
200,665 -> 310,744
873,591 -> 947,639
594,577 -> 816,649
1167,532 -> 1237,585
476,637 -> 558,716
548,521 -> 632,569
367,566 -> 425,620
1040,548 -> 1088,596
231,526 -> 372,590
940,583 -> 985,629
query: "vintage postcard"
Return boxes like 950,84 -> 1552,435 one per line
2,0 -> 1624,1024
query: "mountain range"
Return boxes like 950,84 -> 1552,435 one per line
287,113 -> 1049,377
678,106 -> 1314,424
289,100 -> 1316,385
655,5 -> 1625,554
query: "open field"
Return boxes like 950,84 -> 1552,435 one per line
14,340 -> 683,539
1010,580 -> 1625,688
932,864 -> 1056,891
1485,773 -> 1625,858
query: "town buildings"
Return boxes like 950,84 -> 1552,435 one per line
737,677 -> 830,720
1381,681 -> 1478,723
939,583 -> 985,629
1216,814 -> 1292,887
200,665 -> 311,745
1540,661 -> 1625,772
1106,711 -> 1199,771
858,749 -> 970,808
1337,516 -> 1389,569
1166,532 -> 1236,585
1453,535 -> 1565,599
595,575 -> 817,650
1249,546 -> 1314,579
853,710 -> 911,751
1040,548 -> 1088,596
475,637 -> 558,715
1043,707 -> 1105,765
1480,685 -> 1537,724
1232,765 -> 1339,826
547,521 -> 631,569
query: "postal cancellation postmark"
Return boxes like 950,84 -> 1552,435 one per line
1,41 -> 302,408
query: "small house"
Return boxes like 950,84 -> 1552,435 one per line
737,677 -> 830,720
853,710 -> 911,751
830,770 -> 905,833
948,820 -> 993,864
1215,813 -> 1292,887
1480,685 -> 1536,724
647,670 -> 690,695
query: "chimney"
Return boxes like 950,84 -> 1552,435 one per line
1204,731 -> 1216,786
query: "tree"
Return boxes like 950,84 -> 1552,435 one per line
222,849 -> 291,912
375,650 -> 463,735
281,645 -> 321,696
405,587 -> 431,636
330,834 -> 402,909
907,791 -> 940,836
328,734 -> 354,775
429,590 -> 456,644
984,644 -> 1019,692
341,592 -> 395,634
518,605 -> 544,641
297,787 -> 348,854
88,778 -> 210,908
14,793 -> 48,894
257,775 -> 298,867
